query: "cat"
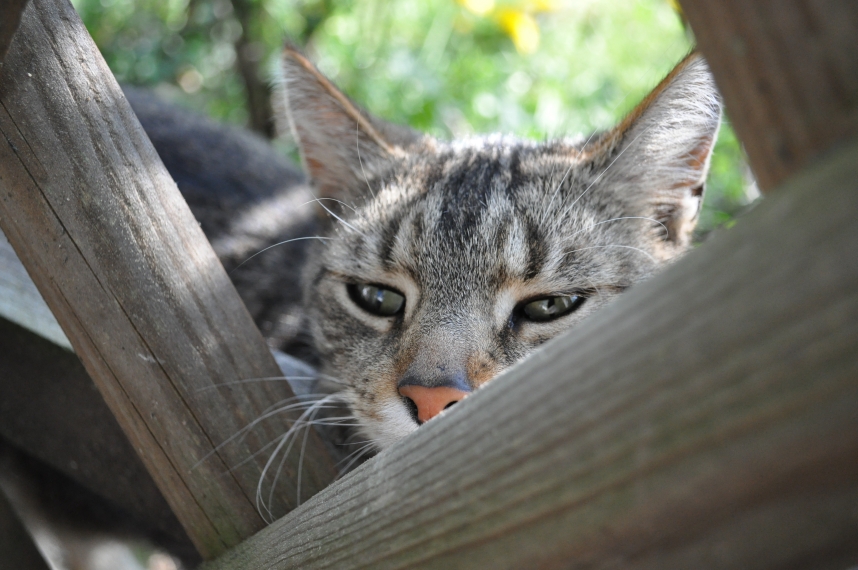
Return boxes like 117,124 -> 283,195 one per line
277,48 -> 721,452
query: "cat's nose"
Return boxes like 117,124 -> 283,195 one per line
398,385 -> 470,424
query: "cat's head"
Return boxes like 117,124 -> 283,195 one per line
281,49 -> 721,449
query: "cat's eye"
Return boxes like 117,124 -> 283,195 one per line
521,295 -> 585,322
347,283 -> 405,317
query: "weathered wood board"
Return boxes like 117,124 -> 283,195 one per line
679,0 -> 858,191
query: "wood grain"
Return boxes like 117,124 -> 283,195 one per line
204,140 -> 858,569
0,0 -> 335,558
679,0 -> 858,191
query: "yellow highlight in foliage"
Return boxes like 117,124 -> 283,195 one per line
456,0 -> 555,54
524,0 -> 558,12
459,0 -> 496,16
498,9 -> 540,54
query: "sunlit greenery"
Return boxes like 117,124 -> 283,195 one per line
71,0 -> 755,234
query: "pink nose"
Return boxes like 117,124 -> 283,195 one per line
398,385 -> 469,424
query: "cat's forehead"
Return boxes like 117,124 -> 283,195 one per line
368,138 -> 563,243
380,135 -> 590,210
323,136 -> 635,289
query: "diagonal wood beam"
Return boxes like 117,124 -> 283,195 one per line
679,0 -> 858,191
0,0 -> 336,558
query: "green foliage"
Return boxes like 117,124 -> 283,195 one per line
71,0 -> 753,234
72,0 -> 252,122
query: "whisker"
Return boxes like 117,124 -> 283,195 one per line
256,398 -> 342,424
264,435 -> 294,522
317,197 -> 365,236
542,94 -> 614,229
305,417 -> 362,424
259,394 -> 340,517
337,438 -> 374,447
226,408 -> 346,472
299,196 -> 357,213
256,405 -> 319,521
257,395 -> 318,417
565,125 -> 653,214
579,121 -> 601,149
257,431 -> 291,522
191,394 -> 335,470
337,442 -> 376,477
541,160 -> 577,227
230,430 -> 291,472
337,440 -> 374,463
309,371 -> 349,386
195,376 -> 317,393
356,121 -> 376,199
567,216 -> 669,240
581,275 -> 605,305
230,236 -> 335,274
565,244 -> 659,264
267,403 -> 324,512
295,404 -> 322,507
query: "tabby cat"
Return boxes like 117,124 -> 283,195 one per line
277,49 -> 721,451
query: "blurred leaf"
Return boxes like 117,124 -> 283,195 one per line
459,0 -> 495,16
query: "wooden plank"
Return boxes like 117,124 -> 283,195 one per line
0,486 -> 50,570
0,0 -> 336,559
0,0 -> 28,64
203,140 -> 858,569
679,0 -> 858,191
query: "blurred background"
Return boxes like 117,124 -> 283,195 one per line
71,0 -> 758,236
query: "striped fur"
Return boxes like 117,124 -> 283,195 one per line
282,49 -> 721,449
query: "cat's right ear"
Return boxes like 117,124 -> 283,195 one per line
280,47 -> 424,202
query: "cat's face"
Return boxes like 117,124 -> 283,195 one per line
282,50 -> 721,449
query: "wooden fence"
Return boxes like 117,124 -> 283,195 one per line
0,0 -> 856,568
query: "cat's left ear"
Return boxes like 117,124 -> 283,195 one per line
591,52 -> 721,247
280,47 -> 425,203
